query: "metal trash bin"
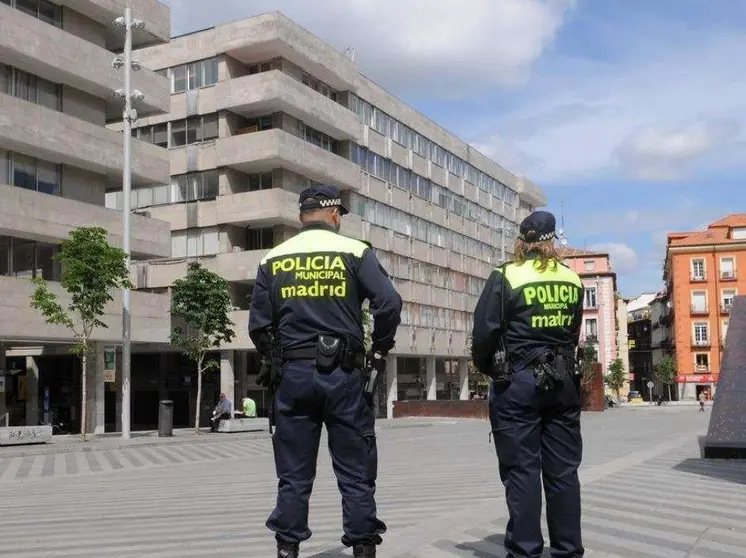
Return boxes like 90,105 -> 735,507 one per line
158,400 -> 174,437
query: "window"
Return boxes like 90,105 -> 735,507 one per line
0,148 -> 7,185
691,291 -> 707,313
299,122 -> 339,154
172,170 -> 219,203
721,257 -> 735,279
584,260 -> 595,271
584,287 -> 597,309
248,172 -> 272,192
693,323 -> 709,345
695,353 -> 709,371
691,259 -> 705,280
13,153 -> 36,190
732,227 -> 746,240
168,57 -> 219,93
722,289 -> 736,312
4,0 -> 61,26
165,113 -> 219,147
0,236 -> 60,280
1,64 -> 61,111
723,320 -> 729,341
585,319 -> 598,340
36,160 -> 59,195
246,227 -> 274,250
171,227 -> 219,258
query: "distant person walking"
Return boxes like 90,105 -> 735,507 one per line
698,392 -> 706,412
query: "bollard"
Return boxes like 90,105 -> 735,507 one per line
158,400 -> 174,437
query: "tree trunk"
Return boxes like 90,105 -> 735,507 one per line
194,359 -> 203,435
80,351 -> 88,442
667,383 -> 672,402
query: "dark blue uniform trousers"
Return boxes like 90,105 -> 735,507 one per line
490,367 -> 584,558
267,359 -> 386,547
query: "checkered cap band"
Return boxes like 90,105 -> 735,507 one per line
299,197 -> 342,209
519,231 -> 556,242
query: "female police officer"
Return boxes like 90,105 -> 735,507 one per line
471,210 -> 585,558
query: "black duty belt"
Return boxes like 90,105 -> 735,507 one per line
282,346 -> 366,369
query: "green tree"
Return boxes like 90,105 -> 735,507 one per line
170,262 -> 235,434
29,227 -> 132,440
579,344 -> 598,398
654,355 -> 676,401
362,302 -> 373,352
605,357 -> 627,402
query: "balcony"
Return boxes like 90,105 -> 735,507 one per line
692,337 -> 711,348
216,129 -> 362,192
0,3 -> 169,119
0,93 -> 169,185
214,71 -> 361,141
720,270 -> 737,281
690,304 -> 709,316
0,184 -> 171,258
134,249 -> 269,289
720,302 -> 733,315
0,275 -> 169,344
690,274 -> 707,283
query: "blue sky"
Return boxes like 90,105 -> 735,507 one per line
163,0 -> 745,296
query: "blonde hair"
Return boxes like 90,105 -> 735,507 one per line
514,238 -> 560,272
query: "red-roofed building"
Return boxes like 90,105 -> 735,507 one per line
558,247 -> 628,394
663,214 -> 746,400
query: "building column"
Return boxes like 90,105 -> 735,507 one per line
386,354 -> 398,419
114,349 -> 123,433
426,356 -> 437,400
0,344 -> 7,422
220,351 -> 235,412
85,343 -> 106,435
236,351 -> 248,404
458,358 -> 470,400
159,353 -> 169,402
25,356 -> 40,426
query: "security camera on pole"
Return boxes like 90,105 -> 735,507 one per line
112,2 -> 144,440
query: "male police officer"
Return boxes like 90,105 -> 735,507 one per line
248,184 -> 402,558
471,211 -> 585,558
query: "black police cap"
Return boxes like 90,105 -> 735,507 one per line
298,184 -> 349,215
519,211 -> 557,242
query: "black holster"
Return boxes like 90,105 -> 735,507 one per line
314,335 -> 365,373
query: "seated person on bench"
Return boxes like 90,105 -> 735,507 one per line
210,393 -> 232,431
234,394 -> 257,418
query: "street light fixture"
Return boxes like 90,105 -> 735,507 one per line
112,3 -> 144,440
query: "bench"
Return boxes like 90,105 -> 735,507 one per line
0,425 -> 53,446
216,418 -> 265,433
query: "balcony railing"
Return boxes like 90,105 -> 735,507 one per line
721,302 -> 733,315
690,304 -> 709,315
720,270 -> 737,281
690,274 -> 706,282
692,337 -> 711,347
584,334 -> 599,343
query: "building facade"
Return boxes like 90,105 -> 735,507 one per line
626,293 -> 656,398
663,214 -> 746,400
0,0 -> 172,432
106,11 -> 546,422
558,248 -> 628,394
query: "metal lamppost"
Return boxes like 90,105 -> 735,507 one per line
113,4 -> 144,439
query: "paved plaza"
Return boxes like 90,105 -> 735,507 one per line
0,406 -> 744,557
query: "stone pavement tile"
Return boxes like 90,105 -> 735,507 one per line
0,408 -> 742,557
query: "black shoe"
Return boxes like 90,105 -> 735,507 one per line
277,541 -> 299,558
353,544 -> 376,557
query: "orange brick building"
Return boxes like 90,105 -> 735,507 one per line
663,214 -> 746,400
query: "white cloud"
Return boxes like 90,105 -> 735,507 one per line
473,33 -> 746,184
615,119 -> 740,180
162,0 -> 576,97
589,243 -> 640,275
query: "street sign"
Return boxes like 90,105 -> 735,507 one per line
647,381 -> 654,389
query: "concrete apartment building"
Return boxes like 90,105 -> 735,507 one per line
663,214 -> 746,400
0,0 -> 172,432
105,11 -> 546,422
558,247 -> 629,396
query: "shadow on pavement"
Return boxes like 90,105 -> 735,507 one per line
454,534 -> 557,557
307,546 -> 349,557
673,457 -> 746,485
